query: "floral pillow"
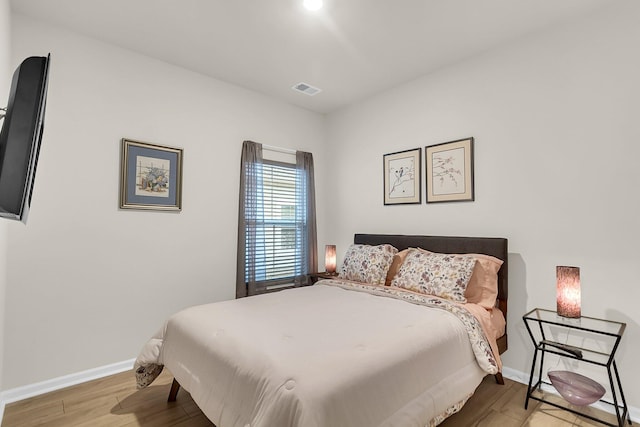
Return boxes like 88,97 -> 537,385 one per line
415,248 -> 503,308
339,244 -> 398,286
391,249 -> 477,302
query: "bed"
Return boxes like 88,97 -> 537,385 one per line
135,233 -> 508,427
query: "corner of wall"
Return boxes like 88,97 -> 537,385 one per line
0,0 -> 12,396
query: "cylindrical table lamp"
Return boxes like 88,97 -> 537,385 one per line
557,266 -> 581,318
325,245 -> 337,274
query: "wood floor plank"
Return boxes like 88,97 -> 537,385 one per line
441,376 -> 513,426
1,399 -> 64,427
180,399 -> 211,419
462,408 -> 526,427
569,403 -> 623,426
489,377 -> 542,423
3,370 -> 620,427
521,404 -> 579,426
170,414 -> 215,427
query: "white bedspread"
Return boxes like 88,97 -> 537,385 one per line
135,280 -> 502,427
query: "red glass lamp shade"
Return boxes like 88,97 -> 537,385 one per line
325,245 -> 337,274
548,370 -> 605,406
557,266 -> 581,318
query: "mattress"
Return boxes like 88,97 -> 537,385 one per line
136,280 -> 502,427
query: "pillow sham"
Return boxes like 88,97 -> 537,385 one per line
416,248 -> 503,309
384,248 -> 410,286
463,253 -> 503,309
391,249 -> 476,302
339,244 -> 398,286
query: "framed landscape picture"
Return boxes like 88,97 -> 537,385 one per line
383,148 -> 421,205
120,139 -> 183,211
425,137 -> 474,203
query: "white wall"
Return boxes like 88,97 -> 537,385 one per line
2,13 -> 326,390
326,2 -> 640,407
4,0 -> 639,411
0,0 -> 11,393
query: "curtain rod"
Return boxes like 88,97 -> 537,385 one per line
262,144 -> 296,155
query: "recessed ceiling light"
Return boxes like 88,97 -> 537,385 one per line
303,0 -> 323,11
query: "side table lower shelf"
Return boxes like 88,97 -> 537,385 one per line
526,377 -> 630,427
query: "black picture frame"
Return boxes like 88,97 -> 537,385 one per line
425,137 -> 474,203
383,148 -> 422,205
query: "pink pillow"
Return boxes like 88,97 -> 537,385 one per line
384,249 -> 410,286
464,253 -> 503,309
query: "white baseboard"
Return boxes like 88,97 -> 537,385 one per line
502,366 -> 530,384
0,358 -> 135,424
502,366 -> 639,423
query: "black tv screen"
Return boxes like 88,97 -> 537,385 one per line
0,54 -> 50,223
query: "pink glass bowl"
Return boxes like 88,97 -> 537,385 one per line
548,370 -> 606,406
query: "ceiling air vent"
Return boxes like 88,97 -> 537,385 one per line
292,82 -> 322,96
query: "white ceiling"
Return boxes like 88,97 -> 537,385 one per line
11,0 -> 613,114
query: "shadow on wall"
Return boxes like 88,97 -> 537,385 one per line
502,252 -> 531,374
604,308 -> 637,379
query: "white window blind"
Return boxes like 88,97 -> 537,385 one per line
245,160 -> 306,286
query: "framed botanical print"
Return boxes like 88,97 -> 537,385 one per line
425,137 -> 474,203
119,139 -> 183,211
383,148 -> 421,205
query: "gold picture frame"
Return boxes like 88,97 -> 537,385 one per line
119,138 -> 183,211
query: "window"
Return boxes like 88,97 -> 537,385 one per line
253,160 -> 300,282
236,141 -> 317,297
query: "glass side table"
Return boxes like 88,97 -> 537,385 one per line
523,308 -> 631,427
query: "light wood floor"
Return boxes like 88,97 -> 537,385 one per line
1,370 -> 621,426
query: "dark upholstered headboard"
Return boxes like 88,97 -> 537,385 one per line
354,233 -> 509,353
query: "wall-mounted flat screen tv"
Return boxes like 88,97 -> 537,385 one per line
0,54 -> 50,223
